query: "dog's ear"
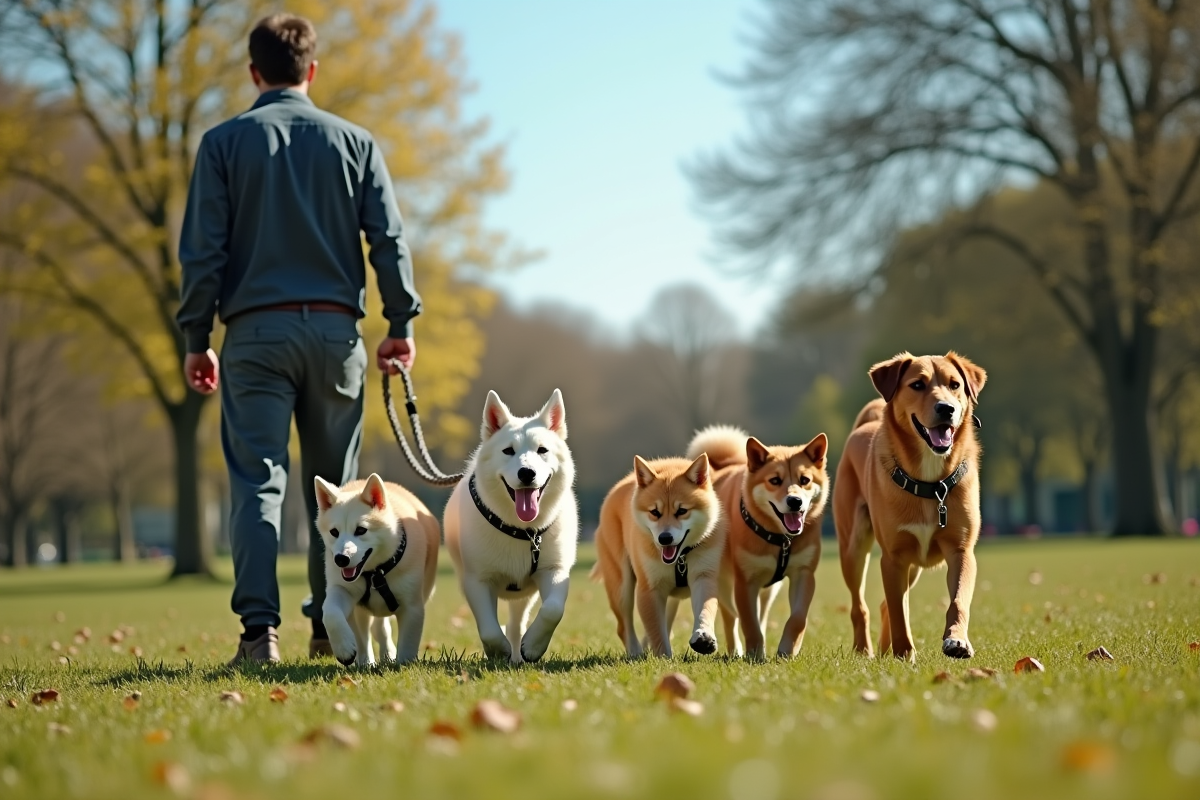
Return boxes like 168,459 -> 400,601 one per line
746,437 -> 771,473
803,432 -> 829,467
537,388 -> 568,439
359,473 -> 388,510
481,391 -> 512,440
684,453 -> 711,488
869,353 -> 914,403
633,456 -> 658,489
314,476 -> 340,511
945,351 -> 987,402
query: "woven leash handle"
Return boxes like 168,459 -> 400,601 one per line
381,360 -> 465,487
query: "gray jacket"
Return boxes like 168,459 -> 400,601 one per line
177,88 -> 421,353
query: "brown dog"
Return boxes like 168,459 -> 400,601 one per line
833,351 -> 987,660
686,426 -> 829,660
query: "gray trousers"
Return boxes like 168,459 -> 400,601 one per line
220,308 -> 367,629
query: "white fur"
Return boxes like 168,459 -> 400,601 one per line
445,390 -> 578,664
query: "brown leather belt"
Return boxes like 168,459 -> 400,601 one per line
225,302 -> 357,323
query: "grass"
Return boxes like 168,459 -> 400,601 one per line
1,539 -> 1199,800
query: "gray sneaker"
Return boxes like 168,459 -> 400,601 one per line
227,628 -> 280,666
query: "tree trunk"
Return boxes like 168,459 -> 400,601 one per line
26,516 -> 38,563
1081,459 -> 1102,535
1106,377 -> 1173,536
169,391 -> 212,577
1020,463 -> 1040,528
111,481 -> 137,563
53,498 -> 83,564
3,512 -> 27,567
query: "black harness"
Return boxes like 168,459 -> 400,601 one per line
673,539 -> 698,589
890,460 -> 969,528
469,475 -> 550,591
357,530 -> 408,613
739,500 -> 795,586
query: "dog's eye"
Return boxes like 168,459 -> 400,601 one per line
675,507 -> 688,518
768,476 -> 782,486
948,380 -> 961,390
910,380 -> 926,391
353,526 -> 367,537
649,508 -> 662,519
799,476 -> 811,486
329,527 -> 340,538
537,446 -> 548,455
502,446 -> 515,456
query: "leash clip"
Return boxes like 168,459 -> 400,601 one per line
935,482 -> 949,529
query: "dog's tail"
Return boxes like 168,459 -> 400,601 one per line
686,424 -> 749,470
852,398 -> 886,430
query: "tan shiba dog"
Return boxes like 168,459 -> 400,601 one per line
594,454 -> 725,658
314,474 -> 440,666
834,351 -> 987,661
687,426 -> 829,660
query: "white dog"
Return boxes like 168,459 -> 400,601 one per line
444,389 -> 577,664
314,473 -> 440,666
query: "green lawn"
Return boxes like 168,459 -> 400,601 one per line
1,539 -> 1198,800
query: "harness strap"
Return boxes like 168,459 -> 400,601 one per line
469,475 -> 548,577
358,529 -> 408,613
674,544 -> 698,589
739,499 -> 794,586
890,460 -> 969,528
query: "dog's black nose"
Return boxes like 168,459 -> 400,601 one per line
517,466 -> 536,485
334,554 -> 350,568
658,532 -> 674,545
934,401 -> 956,420
786,495 -> 804,511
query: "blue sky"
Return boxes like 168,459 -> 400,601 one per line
437,0 -> 779,337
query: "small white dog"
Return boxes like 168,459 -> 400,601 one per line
444,389 -> 577,664
314,473 -> 440,666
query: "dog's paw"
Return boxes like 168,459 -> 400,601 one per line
336,651 -> 357,667
519,644 -> 543,664
482,637 -> 513,662
942,637 -> 974,659
689,631 -> 718,655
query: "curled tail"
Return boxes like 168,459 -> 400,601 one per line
686,424 -> 749,470
852,399 -> 886,430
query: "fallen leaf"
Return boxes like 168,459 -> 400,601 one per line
123,695 -> 140,710
151,761 -> 191,795
331,701 -> 347,713
31,689 -> 60,705
965,668 -> 997,681
1061,741 -> 1115,774
56,657 -> 69,666
970,709 -> 998,733
1144,572 -> 1167,585
668,698 -> 704,716
268,687 -> 288,704
67,646 -> 79,656
129,646 -> 144,658
470,699 -> 522,733
75,627 -> 92,641
177,646 -> 187,653
1086,646 -> 1114,662
144,729 -> 172,744
423,641 -> 440,651
49,641 -> 61,651
48,722 -> 71,735
379,701 -> 405,713
108,630 -> 125,644
932,672 -> 957,684
561,699 -> 578,712
53,611 -> 65,622
455,670 -> 471,684
654,672 -> 696,701
1014,656 -> 1045,674
1028,571 -> 1043,585
218,691 -> 244,705
6,698 -> 17,709
449,616 -> 465,629
1189,641 -> 1200,652
860,689 -> 880,703
429,721 -> 463,741
301,724 -> 360,749
336,676 -> 358,689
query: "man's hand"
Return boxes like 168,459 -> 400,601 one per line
184,349 -> 220,394
377,337 -> 416,373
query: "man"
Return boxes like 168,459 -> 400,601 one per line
177,13 -> 420,664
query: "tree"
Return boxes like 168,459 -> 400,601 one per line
692,0 -> 1200,535
0,0 -> 512,573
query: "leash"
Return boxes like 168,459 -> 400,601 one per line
739,500 -> 792,586
357,529 -> 408,613
382,359 -> 465,487
890,461 -> 969,528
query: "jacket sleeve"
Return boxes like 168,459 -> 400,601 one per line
176,134 -> 230,353
359,137 -> 422,338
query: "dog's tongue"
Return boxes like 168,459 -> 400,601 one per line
929,424 -> 954,449
341,566 -> 357,580
514,487 -> 540,523
783,513 -> 805,534
661,544 -> 679,564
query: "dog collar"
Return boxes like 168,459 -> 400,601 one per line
469,475 -> 551,580
358,528 -> 408,613
739,499 -> 793,586
890,461 -> 969,528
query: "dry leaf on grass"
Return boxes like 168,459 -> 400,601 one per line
471,700 -> 522,733
654,672 -> 696,701
1014,656 -> 1045,674
379,701 -> 405,713
31,689 -> 59,705
932,672 -> 958,685
1188,641 -> 1200,652
429,721 -> 463,741
1143,572 -> 1167,585
1086,646 -> 1114,662
123,695 -> 140,710
5,699 -> 17,709
336,676 -> 358,689
970,709 -> 998,733
668,698 -> 704,716
965,668 -> 997,681
268,687 -> 288,703
561,699 -> 578,712
860,689 -> 881,703
48,722 -> 71,735
49,641 -> 61,652
218,691 -> 244,705
108,630 -> 125,644
331,702 -> 347,713
75,627 -> 91,641
1028,571 -> 1043,585
129,646 -> 143,658
53,611 -> 65,623
144,729 -> 172,744
1061,741 -> 1115,774
152,761 -> 191,795
301,724 -> 360,749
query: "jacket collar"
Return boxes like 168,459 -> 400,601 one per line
251,88 -> 314,110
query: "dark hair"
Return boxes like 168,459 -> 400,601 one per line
248,14 -> 317,87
